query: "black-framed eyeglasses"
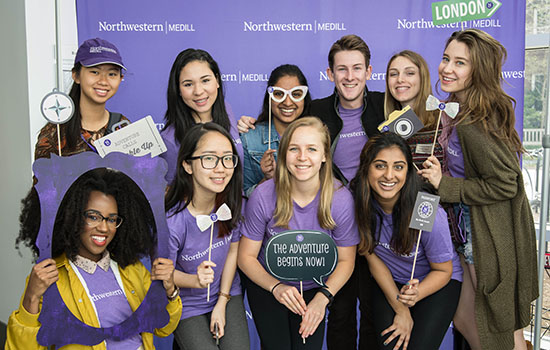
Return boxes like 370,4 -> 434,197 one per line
187,154 -> 238,169
83,210 -> 123,228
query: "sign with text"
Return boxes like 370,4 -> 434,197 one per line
95,115 -> 167,158
432,0 -> 502,25
409,192 -> 440,231
265,230 -> 338,287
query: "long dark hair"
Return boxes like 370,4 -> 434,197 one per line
163,49 -> 230,143
17,169 -> 156,268
165,123 -> 242,236
63,63 -> 84,150
351,133 -> 434,255
256,64 -> 312,124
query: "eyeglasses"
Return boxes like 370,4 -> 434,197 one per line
187,154 -> 238,169
267,85 -> 308,103
83,210 -> 123,228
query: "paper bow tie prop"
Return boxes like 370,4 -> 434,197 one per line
378,106 -> 424,139
196,203 -> 232,302
196,203 -> 232,231
426,95 -> 459,119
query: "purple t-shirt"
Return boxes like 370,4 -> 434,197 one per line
446,127 -> 465,178
242,179 -> 360,291
372,204 -> 463,284
167,207 -> 242,320
159,106 -> 243,185
75,263 -> 142,349
332,105 -> 367,182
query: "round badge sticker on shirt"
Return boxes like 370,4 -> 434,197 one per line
40,88 -> 75,124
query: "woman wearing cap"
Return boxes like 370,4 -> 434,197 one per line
34,38 -> 129,160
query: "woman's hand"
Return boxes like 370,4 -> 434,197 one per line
272,283 -> 307,316
210,300 -> 227,340
260,149 -> 276,180
418,155 -> 442,189
23,259 -> 59,314
381,309 -> 414,350
151,258 -> 176,296
197,260 -> 216,288
397,279 -> 419,307
299,292 -> 328,339
238,116 -> 256,133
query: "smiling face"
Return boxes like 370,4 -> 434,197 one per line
367,146 -> 408,213
179,60 -> 220,122
285,126 -> 327,187
73,64 -> 122,106
439,39 -> 472,103
270,75 -> 306,132
387,56 -> 421,108
328,50 -> 372,109
183,131 -> 235,199
78,190 -> 118,262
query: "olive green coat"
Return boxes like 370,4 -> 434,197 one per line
438,120 -> 538,350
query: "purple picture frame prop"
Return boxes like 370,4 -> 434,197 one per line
33,152 -> 170,347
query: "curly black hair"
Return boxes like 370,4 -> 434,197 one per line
17,168 -> 156,268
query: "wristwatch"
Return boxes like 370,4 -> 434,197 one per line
317,287 -> 334,307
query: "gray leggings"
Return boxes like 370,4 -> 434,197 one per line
173,295 -> 250,350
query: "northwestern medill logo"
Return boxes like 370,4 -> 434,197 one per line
89,46 -> 117,54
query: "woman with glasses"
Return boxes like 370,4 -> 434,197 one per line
238,117 -> 358,350
165,123 -> 249,349
8,168 -> 182,349
240,64 -> 312,196
160,49 -> 243,185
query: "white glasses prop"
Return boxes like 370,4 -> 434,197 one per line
267,85 -> 308,103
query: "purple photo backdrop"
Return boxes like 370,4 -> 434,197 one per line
76,0 -> 526,133
75,1 -> 526,349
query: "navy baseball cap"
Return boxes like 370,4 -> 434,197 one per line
74,38 -> 126,70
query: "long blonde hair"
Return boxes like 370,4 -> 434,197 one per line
442,29 -> 523,155
384,50 -> 439,130
273,117 -> 336,229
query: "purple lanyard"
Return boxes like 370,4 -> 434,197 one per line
80,133 -> 98,153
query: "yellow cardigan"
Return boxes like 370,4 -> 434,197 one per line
6,254 -> 182,350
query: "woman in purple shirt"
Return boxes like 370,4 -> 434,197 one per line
238,117 -> 358,349
352,132 -> 462,350
9,168 -> 181,350
160,49 -> 242,185
165,123 -> 249,349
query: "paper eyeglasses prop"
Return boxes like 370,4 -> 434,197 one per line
33,152 -> 171,347
378,105 -> 424,139
266,85 -> 308,150
195,203 -> 232,301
